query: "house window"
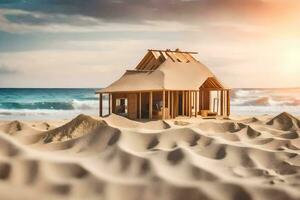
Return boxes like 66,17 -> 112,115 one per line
116,98 -> 128,115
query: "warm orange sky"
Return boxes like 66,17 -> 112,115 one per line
0,0 -> 299,88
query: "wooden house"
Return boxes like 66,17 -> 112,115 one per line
96,49 -> 230,120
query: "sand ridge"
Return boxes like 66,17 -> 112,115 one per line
0,112 -> 300,200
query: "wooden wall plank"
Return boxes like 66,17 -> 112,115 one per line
128,93 -> 137,119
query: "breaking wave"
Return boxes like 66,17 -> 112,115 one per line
231,88 -> 300,107
0,99 -> 100,110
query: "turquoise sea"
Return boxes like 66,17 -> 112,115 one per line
0,88 -> 299,120
0,88 -> 103,120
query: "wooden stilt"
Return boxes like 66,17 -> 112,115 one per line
162,90 -> 166,120
195,91 -> 197,117
149,91 -> 153,119
216,91 -> 219,114
199,90 -> 201,111
167,90 -> 170,119
139,92 -> 142,119
108,93 -> 112,115
171,91 -> 174,118
189,91 -> 192,117
176,91 -> 179,117
221,90 -> 224,116
181,91 -> 185,116
99,93 -> 103,117
191,91 -> 193,116
187,91 -> 189,117
208,91 -> 211,111
227,90 -> 230,116
201,90 -> 204,110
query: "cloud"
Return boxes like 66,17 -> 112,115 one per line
0,8 -> 207,33
1,0 -> 264,22
0,64 -> 18,75
0,0 -> 299,88
0,0 -> 298,37
1,0 -> 299,25
0,0 -> 298,38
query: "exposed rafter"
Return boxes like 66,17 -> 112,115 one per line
135,49 -> 199,71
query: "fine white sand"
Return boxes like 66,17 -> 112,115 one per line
0,112 -> 300,200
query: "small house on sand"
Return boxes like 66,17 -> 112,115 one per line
96,49 -> 230,120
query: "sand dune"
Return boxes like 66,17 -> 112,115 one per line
0,112 -> 300,200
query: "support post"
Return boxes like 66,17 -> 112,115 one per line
227,90 -> 230,116
199,89 -> 201,111
176,91 -> 178,117
216,91 -> 219,114
202,90 -> 204,112
139,92 -> 142,119
108,93 -> 112,115
162,90 -> 166,120
221,90 -> 224,116
149,91 -> 153,119
167,90 -> 170,119
171,91 -> 174,119
195,91 -> 197,117
182,91 -> 185,116
189,90 -> 192,117
99,93 -> 103,117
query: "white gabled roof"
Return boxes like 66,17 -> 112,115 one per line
97,49 -> 228,93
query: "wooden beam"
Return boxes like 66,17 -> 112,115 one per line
182,91 -> 185,116
227,90 -> 230,116
186,91 -> 189,116
189,91 -> 192,117
136,51 -> 154,70
221,90 -> 224,116
99,93 -> 103,117
167,90 -> 170,119
208,91 -> 211,111
162,90 -> 166,120
171,91 -> 174,119
108,93 -> 112,115
148,49 -> 198,54
217,91 -> 220,114
176,91 -> 179,117
202,90 -> 204,110
195,91 -> 197,117
126,69 -> 154,73
149,91 -> 153,119
199,90 -> 201,110
165,51 -> 176,62
139,92 -> 142,119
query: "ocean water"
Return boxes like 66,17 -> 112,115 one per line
231,88 -> 300,116
0,88 -> 299,120
0,88 -> 104,120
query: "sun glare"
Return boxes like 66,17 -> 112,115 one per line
281,42 -> 300,74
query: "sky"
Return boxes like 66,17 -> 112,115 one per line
0,0 -> 299,88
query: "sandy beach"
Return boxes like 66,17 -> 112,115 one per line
0,112 -> 299,200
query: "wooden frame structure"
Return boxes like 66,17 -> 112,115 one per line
98,89 -> 230,120
96,49 -> 230,120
